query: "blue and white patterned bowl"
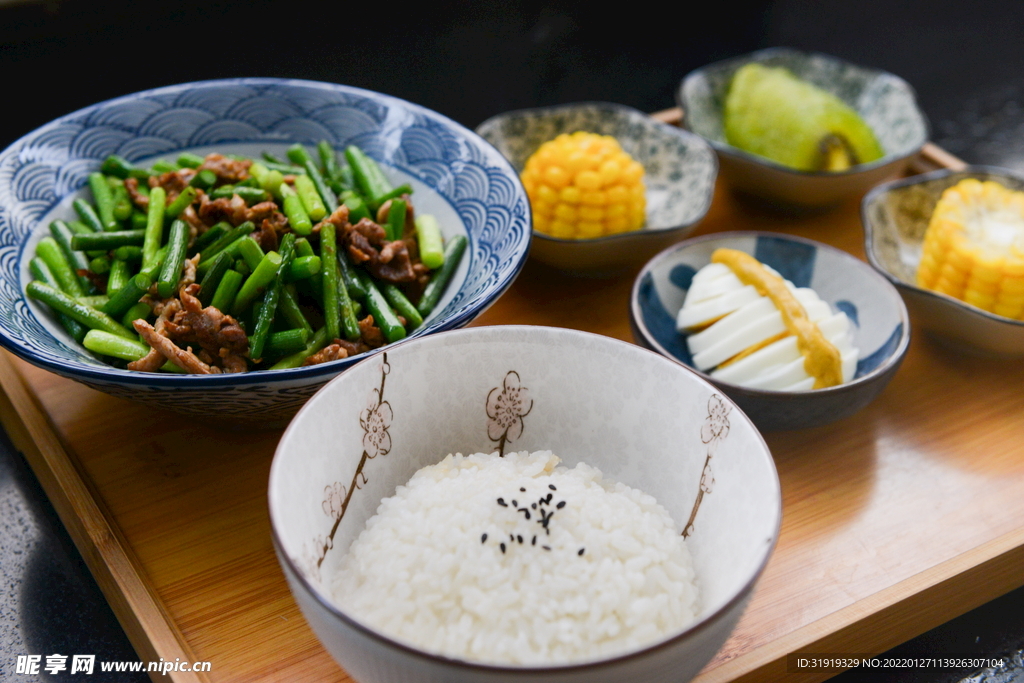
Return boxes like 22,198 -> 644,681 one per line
630,232 -> 910,431
678,48 -> 929,209
0,79 -> 531,421
477,102 -> 717,273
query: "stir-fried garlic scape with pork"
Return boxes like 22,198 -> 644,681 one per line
27,144 -> 466,373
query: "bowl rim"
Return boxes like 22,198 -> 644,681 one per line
861,164 -> 1024,328
630,230 -> 912,397
677,46 -> 931,178
269,324 -> 782,673
475,100 -> 718,244
0,77 -> 532,386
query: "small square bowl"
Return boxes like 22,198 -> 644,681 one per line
477,102 -> 717,274
862,166 -> 1024,357
678,47 -> 929,210
630,232 -> 910,431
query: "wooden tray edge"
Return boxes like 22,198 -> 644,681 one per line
694,525 -> 1024,682
0,351 -> 211,683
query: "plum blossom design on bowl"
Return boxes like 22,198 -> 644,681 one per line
486,370 -> 533,456
360,363 -> 393,460
301,354 -> 393,576
683,394 -> 731,538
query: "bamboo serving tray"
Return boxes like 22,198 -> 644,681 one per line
3,111 -> 1023,683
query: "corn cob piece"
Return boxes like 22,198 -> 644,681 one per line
916,179 -> 1024,320
520,132 -> 646,240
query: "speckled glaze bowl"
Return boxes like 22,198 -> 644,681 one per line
862,166 -> 1024,357
678,48 -> 928,209
476,102 -> 717,273
630,232 -> 910,431
0,79 -> 531,422
270,325 -> 781,683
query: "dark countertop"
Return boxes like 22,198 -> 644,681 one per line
1,1 -> 1023,681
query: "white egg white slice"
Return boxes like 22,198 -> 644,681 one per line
677,285 -> 761,331
679,261 -> 861,390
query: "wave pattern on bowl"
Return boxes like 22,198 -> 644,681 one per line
0,79 -> 530,418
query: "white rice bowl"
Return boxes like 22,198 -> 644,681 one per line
332,450 -> 699,665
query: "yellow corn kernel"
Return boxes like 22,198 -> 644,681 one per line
938,263 -> 967,285
606,217 -> 629,233
964,290 -> 997,309
575,170 -> 601,191
554,204 -> 578,222
564,151 -> 590,175
520,132 -> 646,239
622,160 -> 644,184
1005,256 -> 1024,277
916,179 -> 1024,319
543,165 -> 570,189
606,202 -> 627,218
606,184 -> 629,204
1000,277 -> 1024,295
965,277 -> 998,297
560,186 -> 581,204
972,256 -> 1005,283
598,160 -> 621,187
996,291 -> 1024,308
536,184 -> 558,205
933,278 -> 964,297
993,303 -> 1024,319
549,219 -> 574,239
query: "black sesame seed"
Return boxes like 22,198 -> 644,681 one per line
523,510 -> 531,520
532,536 -> 537,545
510,533 -> 515,541
556,501 -> 566,509
517,535 -> 523,544
546,493 -> 553,503
578,548 -> 585,556
500,543 -> 506,553
520,487 -> 526,492
481,533 -> 488,543
543,545 -> 551,550
549,484 -> 557,491
497,498 -> 507,507
511,500 -> 517,507
531,503 -> 537,510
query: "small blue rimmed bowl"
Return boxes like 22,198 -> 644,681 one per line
0,78 -> 531,422
863,166 -> 1024,357
477,102 -> 717,274
630,232 -> 910,431
678,47 -> 929,210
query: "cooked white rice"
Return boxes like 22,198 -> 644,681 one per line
332,450 -> 699,665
